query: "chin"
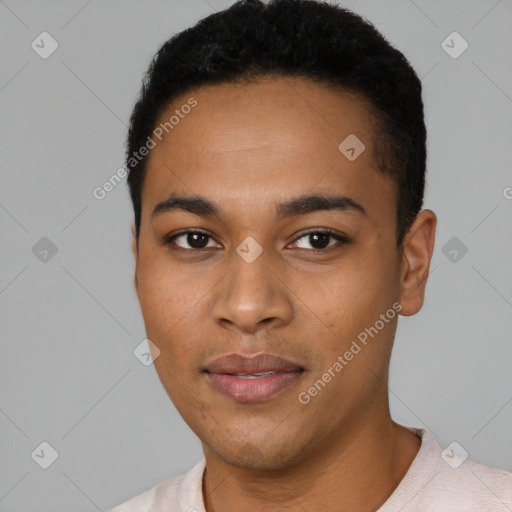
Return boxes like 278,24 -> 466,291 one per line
206,434 -> 309,473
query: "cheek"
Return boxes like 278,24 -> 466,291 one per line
296,258 -> 385,322
136,258 -> 209,361
294,257 -> 396,362
136,252 -> 187,319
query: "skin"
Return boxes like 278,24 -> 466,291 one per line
131,76 -> 437,511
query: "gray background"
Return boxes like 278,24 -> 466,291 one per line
1,0 -> 511,510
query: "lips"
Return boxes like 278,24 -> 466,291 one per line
204,352 -> 304,402
205,352 -> 303,374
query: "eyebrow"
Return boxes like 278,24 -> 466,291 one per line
151,192 -> 367,220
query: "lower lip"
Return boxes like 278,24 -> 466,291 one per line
206,371 -> 304,402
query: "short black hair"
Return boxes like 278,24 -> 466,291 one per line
126,0 -> 426,248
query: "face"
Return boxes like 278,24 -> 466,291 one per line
131,76 -> 436,470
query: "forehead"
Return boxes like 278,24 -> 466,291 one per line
142,77 -> 395,226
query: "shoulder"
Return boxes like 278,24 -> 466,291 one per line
108,474 -> 183,512
387,428 -> 512,511
416,457 -> 512,510
107,460 -> 206,512
438,453 -> 512,507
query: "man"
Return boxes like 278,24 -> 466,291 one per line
110,0 -> 512,510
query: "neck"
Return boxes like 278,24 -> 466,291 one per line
202,401 -> 421,512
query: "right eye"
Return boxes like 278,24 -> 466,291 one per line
163,229 -> 221,250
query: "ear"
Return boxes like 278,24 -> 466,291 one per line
398,209 -> 437,316
131,222 -> 139,300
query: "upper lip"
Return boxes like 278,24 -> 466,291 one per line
204,353 -> 304,374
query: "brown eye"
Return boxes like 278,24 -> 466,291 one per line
164,230 -> 220,250
307,232 -> 330,250
291,230 -> 350,251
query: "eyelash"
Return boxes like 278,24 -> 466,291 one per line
162,228 -> 350,253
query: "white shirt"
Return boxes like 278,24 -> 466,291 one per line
109,428 -> 512,511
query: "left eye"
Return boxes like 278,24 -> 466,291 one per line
290,231 -> 349,251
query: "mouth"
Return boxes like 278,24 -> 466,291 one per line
226,371 -> 282,379
203,353 -> 305,403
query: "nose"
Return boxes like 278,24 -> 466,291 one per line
211,247 -> 294,335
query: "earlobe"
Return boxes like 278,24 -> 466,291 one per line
398,209 -> 437,316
